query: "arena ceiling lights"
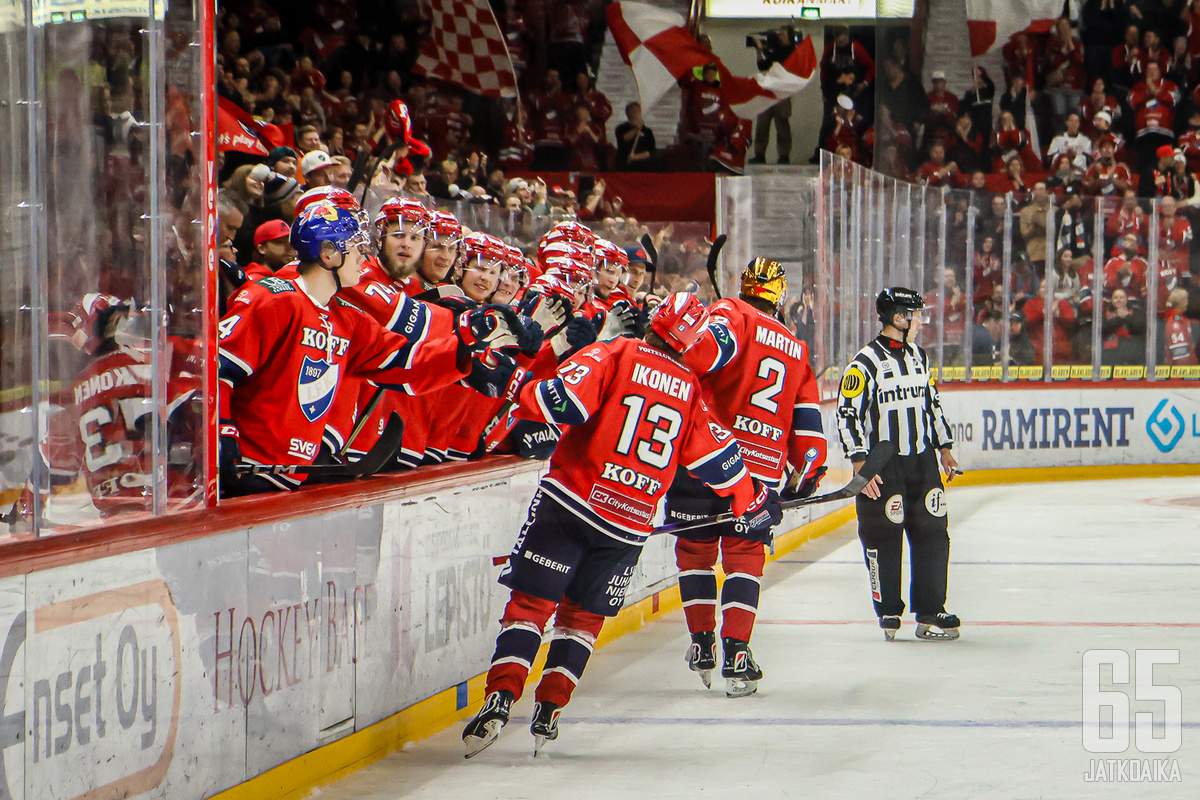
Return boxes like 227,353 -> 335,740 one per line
706,0 -> 915,20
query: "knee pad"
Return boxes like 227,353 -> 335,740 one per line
501,590 -> 558,630
721,536 -> 765,579
553,599 -> 605,639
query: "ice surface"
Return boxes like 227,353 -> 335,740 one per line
312,478 -> 1200,799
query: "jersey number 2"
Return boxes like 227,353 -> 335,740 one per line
749,357 -> 786,414
615,395 -> 683,470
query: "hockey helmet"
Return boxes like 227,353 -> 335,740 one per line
650,291 -> 710,353
291,202 -> 371,262
499,244 -> 530,287
427,210 -> 463,246
460,232 -> 509,272
374,197 -> 431,240
538,221 -> 596,261
64,293 -> 132,354
876,286 -> 927,325
593,238 -> 629,276
741,257 -> 788,306
295,186 -> 369,230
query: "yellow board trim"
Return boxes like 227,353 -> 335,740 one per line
208,461 -> 1196,800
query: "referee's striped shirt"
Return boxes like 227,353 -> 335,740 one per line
837,335 -> 954,460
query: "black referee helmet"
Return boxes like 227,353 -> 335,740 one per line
876,287 -> 925,325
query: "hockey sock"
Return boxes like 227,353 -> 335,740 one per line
719,537 -> 765,642
676,537 -> 720,634
534,599 -> 605,708
486,591 -> 557,700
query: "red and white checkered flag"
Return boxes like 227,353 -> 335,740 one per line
414,0 -> 517,98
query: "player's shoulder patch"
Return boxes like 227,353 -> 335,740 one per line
258,276 -> 296,294
840,365 -> 867,399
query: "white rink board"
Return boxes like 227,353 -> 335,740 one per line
938,386 -> 1200,469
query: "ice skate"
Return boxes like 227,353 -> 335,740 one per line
462,689 -> 514,758
530,701 -> 562,756
879,615 -> 901,641
685,630 -> 717,688
721,637 -> 762,698
915,613 -> 960,641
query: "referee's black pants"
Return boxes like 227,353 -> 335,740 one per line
855,449 -> 950,618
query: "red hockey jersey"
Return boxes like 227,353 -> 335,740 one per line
1165,308 -> 1198,365
684,298 -> 825,488
218,275 -> 466,487
515,337 -> 757,543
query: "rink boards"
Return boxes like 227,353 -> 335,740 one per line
0,388 -> 1195,800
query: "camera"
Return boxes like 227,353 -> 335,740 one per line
745,25 -> 800,50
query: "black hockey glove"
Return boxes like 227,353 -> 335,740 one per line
218,421 -> 242,494
456,304 -> 525,352
219,257 -> 248,289
515,317 -> 545,357
511,420 -> 560,460
518,292 -> 572,339
742,479 -> 783,537
782,466 -> 828,500
465,350 -> 530,401
552,315 -> 599,361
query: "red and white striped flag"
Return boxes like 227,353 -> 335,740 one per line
414,0 -> 517,98
607,1 -> 816,120
966,0 -> 1063,56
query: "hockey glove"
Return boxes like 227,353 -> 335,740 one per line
742,479 -> 783,537
516,317 -> 545,357
219,421 -> 242,492
551,315 -> 599,359
456,304 -> 525,352
593,303 -> 640,341
219,257 -> 248,289
782,466 -> 828,500
511,420 -> 561,460
518,292 -> 572,339
465,350 -> 530,401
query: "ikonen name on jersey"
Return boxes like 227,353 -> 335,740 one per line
300,327 -> 351,356
630,364 -> 691,400
75,364 -> 152,404
756,326 -> 804,360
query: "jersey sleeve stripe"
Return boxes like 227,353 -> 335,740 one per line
218,350 -> 254,380
534,379 -> 590,425
684,442 -> 747,490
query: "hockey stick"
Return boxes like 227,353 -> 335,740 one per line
337,386 -> 387,461
653,440 -> 896,537
638,232 -> 659,297
346,148 -> 371,195
705,233 -> 727,299
236,415 -> 404,478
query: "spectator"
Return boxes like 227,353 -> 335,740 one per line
926,70 -> 958,147
1129,62 -> 1178,167
300,150 -> 336,188
749,26 -> 798,165
824,95 -> 864,162
572,72 -> 612,125
1138,144 -> 1183,197
992,110 -> 1033,172
1101,287 -> 1148,365
948,113 -> 986,174
973,235 -> 1002,302
1090,111 -> 1131,164
1159,194 -> 1193,278
784,284 -> 817,345
1141,28 -> 1171,75
961,66 -> 996,142
1106,189 -> 1149,248
1023,278 -> 1078,364
1103,232 -> 1149,299
403,170 -> 431,202
329,155 -> 352,189
295,124 -> 323,153
1048,153 -> 1084,195
1166,35 -> 1196,87
680,63 -> 729,168
1043,17 -> 1086,121
1020,182 -> 1053,273
1166,149 -> 1196,201
1079,77 -> 1121,136
1046,113 -> 1092,170
1012,251 -> 1040,304
998,74 -> 1031,135
266,145 -> 298,179
1112,23 -> 1145,92
1002,31 -> 1038,89
499,100 -> 534,172
1052,248 -> 1084,301
529,70 -> 570,170
244,219 -> 295,281
924,267 -> 966,363
1177,107 -> 1200,173
1000,156 -> 1033,205
1056,186 -> 1090,256
546,0 -> 589,84
564,106 -> 606,171
878,57 -> 928,134
820,26 -> 875,102
1007,310 -> 1037,366
1084,136 -> 1133,195
1164,287 -> 1198,364
614,102 -> 656,170
971,308 -> 1003,364
426,93 -> 472,162
427,158 -> 462,201
915,142 -> 960,187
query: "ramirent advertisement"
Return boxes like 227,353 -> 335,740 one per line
937,387 -> 1200,469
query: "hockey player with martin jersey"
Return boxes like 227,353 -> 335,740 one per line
667,257 -> 827,697
461,292 -> 782,758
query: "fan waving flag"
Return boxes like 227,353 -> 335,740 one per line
414,0 -> 517,98
966,0 -> 1063,56
217,97 -> 270,156
607,0 -> 816,119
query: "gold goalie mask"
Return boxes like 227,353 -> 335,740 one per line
740,257 -> 788,306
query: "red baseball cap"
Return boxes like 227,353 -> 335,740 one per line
1157,144 -> 1176,160
254,219 -> 291,247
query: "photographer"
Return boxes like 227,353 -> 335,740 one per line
747,27 -> 798,165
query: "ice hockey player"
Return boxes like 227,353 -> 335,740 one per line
217,202 -> 524,494
837,287 -> 961,641
666,258 -> 826,696
413,210 -> 463,293
461,292 -> 782,758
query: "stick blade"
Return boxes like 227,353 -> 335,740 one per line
351,413 -> 404,476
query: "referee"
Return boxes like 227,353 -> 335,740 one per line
837,287 -> 962,641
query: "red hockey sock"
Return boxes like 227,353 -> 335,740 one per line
485,590 -> 558,700
534,599 -> 605,707
676,537 -> 720,634
719,537 -> 766,642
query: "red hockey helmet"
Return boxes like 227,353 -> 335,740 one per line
460,232 -> 509,271
294,186 -> 369,229
63,293 -> 132,354
500,244 -> 530,287
650,291 -> 710,353
537,221 -> 596,263
592,237 -> 629,275
428,210 -> 463,246
374,197 -> 431,239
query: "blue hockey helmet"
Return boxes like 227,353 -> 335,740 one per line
290,201 -> 371,263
